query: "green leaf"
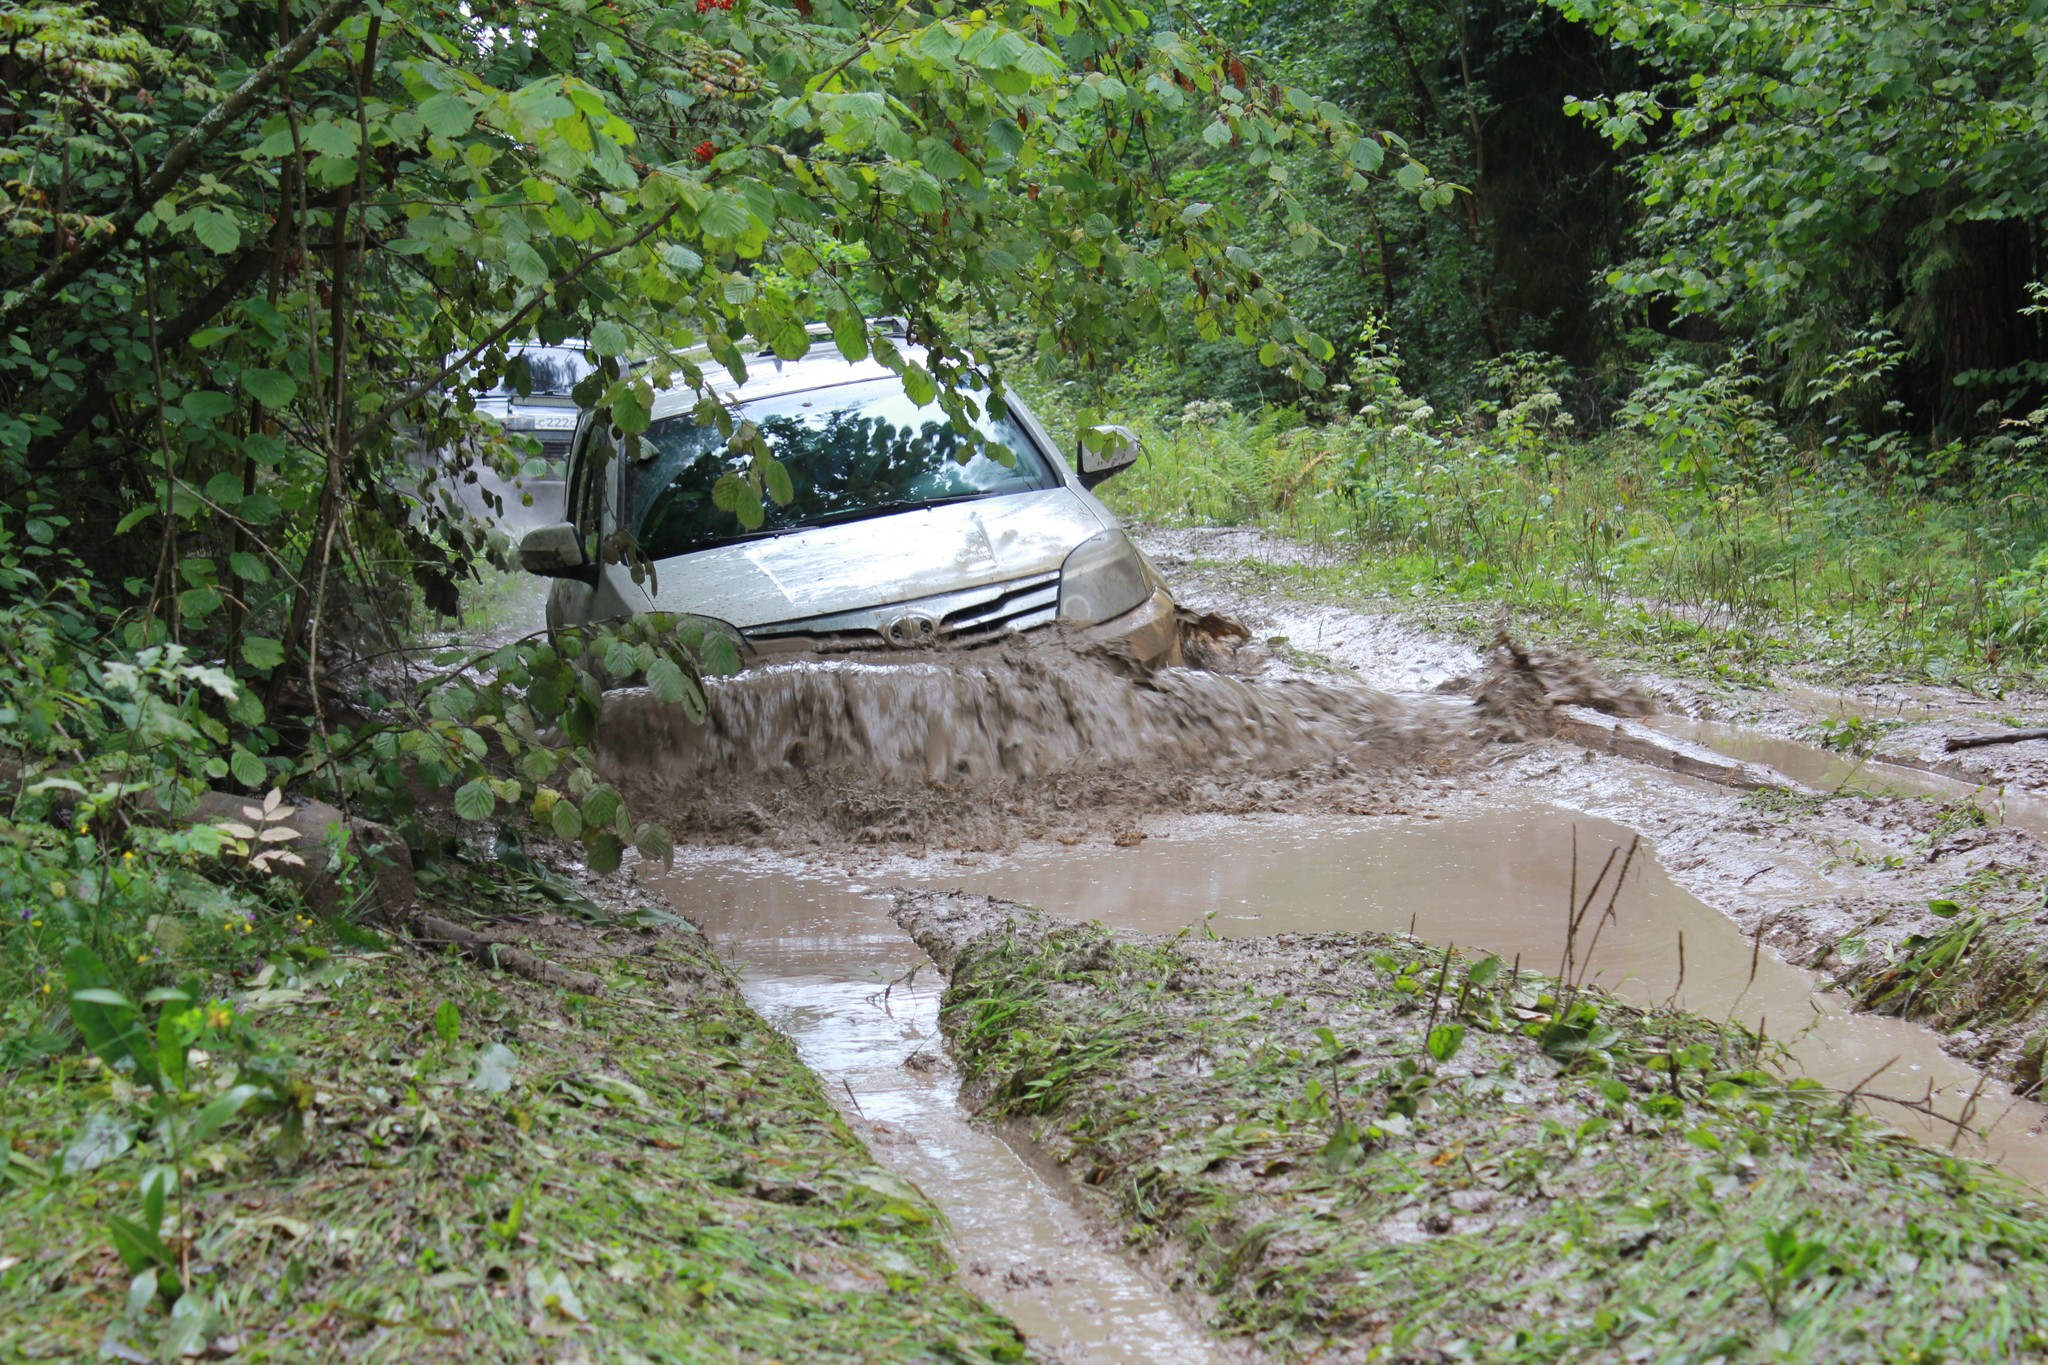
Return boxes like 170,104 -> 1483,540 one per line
433,1001 -> 460,1046
698,194 -> 754,240
178,587 -> 222,622
1927,899 -> 1963,919
188,1084 -> 261,1146
180,391 -> 235,423
763,458 -> 794,507
190,208 -> 240,254
829,313 -> 869,361
64,949 -> 157,1086
581,784 -> 622,831
603,638 -> 641,676
611,386 -> 651,434
899,365 -> 938,408
160,1292 -> 213,1361
645,656 -> 694,706
419,91 -> 476,138
106,1214 -> 175,1274
1426,1023 -> 1466,1064
711,474 -> 764,528
453,779 -> 496,822
127,1269 -> 159,1319
229,551 -> 268,582
634,821 -> 675,868
550,799 -> 585,841
585,831 -> 624,875
504,241 -> 549,286
243,369 -> 297,409
230,746 -> 266,788
241,636 -> 285,671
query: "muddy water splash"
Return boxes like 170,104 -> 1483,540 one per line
599,633 -> 1645,845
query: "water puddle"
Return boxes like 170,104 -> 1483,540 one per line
1644,714 -> 2048,837
651,862 -> 1235,1365
936,805 -> 2048,1188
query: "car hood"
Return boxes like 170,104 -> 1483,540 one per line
642,487 -> 1108,628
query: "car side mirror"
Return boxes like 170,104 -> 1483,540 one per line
518,522 -> 595,581
1076,424 -> 1142,489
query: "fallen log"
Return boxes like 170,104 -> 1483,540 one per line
1944,728 -> 2048,752
407,912 -> 609,996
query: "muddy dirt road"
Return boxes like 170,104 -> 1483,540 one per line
491,525 -> 2048,1360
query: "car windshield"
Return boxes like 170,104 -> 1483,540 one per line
627,379 -> 1058,558
490,345 -> 593,397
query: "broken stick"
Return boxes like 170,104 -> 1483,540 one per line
1944,727 -> 2048,752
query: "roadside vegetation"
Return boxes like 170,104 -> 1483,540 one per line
905,892 -> 2048,1363
2,861 -> 1025,1362
1025,354 -> 2048,693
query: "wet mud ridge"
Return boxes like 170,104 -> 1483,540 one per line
896,889 -> 2048,1363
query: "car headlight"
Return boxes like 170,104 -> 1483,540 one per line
1058,529 -> 1151,623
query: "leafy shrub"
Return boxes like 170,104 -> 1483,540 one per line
1985,546 -> 2048,651
1618,352 -> 1793,488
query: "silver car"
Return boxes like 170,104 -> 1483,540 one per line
515,331 -> 1180,667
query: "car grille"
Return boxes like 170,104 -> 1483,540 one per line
744,571 -> 1061,655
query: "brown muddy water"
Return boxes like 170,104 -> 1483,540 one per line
651,862 -> 1239,1365
659,804 -> 2048,1218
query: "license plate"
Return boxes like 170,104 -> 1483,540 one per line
530,412 -> 578,430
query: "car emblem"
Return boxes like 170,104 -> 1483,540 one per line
880,612 -> 941,648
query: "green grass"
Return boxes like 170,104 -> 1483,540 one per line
1,896 -> 1024,1362
932,906 -> 2048,1363
1090,405 -> 2048,692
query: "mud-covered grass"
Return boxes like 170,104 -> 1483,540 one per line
0,882 -> 1024,1363
902,891 -> 2048,1363
1171,551 -> 1797,694
1734,787 -> 2048,1082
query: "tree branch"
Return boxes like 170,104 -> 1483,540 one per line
0,0 -> 364,335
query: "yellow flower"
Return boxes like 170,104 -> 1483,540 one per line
48,882 -> 65,898
135,954 -> 150,965
205,1004 -> 232,1029
123,851 -> 135,862
41,980 -> 51,994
